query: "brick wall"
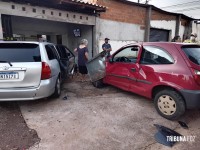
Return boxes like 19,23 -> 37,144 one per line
181,18 -> 190,27
151,10 -> 176,21
97,0 -> 146,25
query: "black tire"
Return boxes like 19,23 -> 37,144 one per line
154,89 -> 185,120
92,79 -> 104,88
52,77 -> 61,98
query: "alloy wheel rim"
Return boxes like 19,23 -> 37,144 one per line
157,95 -> 176,116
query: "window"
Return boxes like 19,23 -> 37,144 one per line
113,46 -> 139,63
182,45 -> 200,65
0,43 -> 41,62
33,8 -> 36,13
11,5 -> 15,9
140,46 -> 174,64
45,45 -> 58,60
64,47 -> 73,59
56,46 -> 68,59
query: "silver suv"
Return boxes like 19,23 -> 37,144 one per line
0,41 -> 61,101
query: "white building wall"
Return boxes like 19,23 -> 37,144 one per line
0,1 -> 95,25
151,20 -> 176,40
96,18 -> 144,54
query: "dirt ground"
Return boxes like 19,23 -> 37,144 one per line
0,102 -> 40,150
19,76 -> 200,150
1,75 -> 200,150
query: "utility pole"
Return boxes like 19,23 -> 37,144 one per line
145,0 -> 150,4
138,0 -> 150,4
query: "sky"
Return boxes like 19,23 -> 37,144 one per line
128,0 -> 200,19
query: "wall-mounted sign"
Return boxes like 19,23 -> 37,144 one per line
73,29 -> 81,37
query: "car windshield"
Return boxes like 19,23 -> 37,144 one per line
182,45 -> 200,65
0,43 -> 41,62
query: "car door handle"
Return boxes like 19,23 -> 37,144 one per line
131,68 -> 136,72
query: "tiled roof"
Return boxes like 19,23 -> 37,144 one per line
60,0 -> 106,9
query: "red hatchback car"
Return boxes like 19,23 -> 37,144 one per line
96,42 -> 200,120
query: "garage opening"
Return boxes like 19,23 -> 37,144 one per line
150,28 -> 170,42
2,15 -> 94,58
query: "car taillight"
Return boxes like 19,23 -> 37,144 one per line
41,62 -> 51,80
193,69 -> 200,85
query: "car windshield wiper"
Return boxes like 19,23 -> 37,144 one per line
0,61 -> 13,66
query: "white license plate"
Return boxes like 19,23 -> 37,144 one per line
0,72 -> 19,80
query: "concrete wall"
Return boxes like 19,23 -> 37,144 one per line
66,24 -> 93,59
96,18 -> 144,54
0,1 -> 95,25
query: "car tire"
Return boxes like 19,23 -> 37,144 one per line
53,77 -> 61,98
154,89 -> 185,120
92,79 -> 104,88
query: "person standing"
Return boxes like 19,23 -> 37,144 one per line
171,35 -> 182,42
184,33 -> 198,43
74,39 -> 89,82
102,38 -> 112,56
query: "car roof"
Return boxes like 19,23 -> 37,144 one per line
120,42 -> 199,47
0,41 -> 53,45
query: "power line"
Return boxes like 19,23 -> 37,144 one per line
173,6 -> 200,12
161,0 -> 200,9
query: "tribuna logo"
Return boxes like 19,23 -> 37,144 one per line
167,136 -> 196,142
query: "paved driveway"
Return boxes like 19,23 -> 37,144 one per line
19,80 -> 200,150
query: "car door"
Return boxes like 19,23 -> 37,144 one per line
55,45 -> 69,78
45,44 -> 60,79
63,46 -> 75,74
105,45 -> 140,91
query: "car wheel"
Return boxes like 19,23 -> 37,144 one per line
53,77 -> 61,98
154,89 -> 185,120
92,79 -> 104,88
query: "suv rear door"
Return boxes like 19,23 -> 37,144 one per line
0,43 -> 42,88
56,45 -> 75,76
44,44 -> 60,78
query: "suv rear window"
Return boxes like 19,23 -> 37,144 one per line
182,45 -> 200,65
0,43 -> 41,62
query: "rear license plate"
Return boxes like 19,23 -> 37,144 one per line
0,72 -> 19,80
